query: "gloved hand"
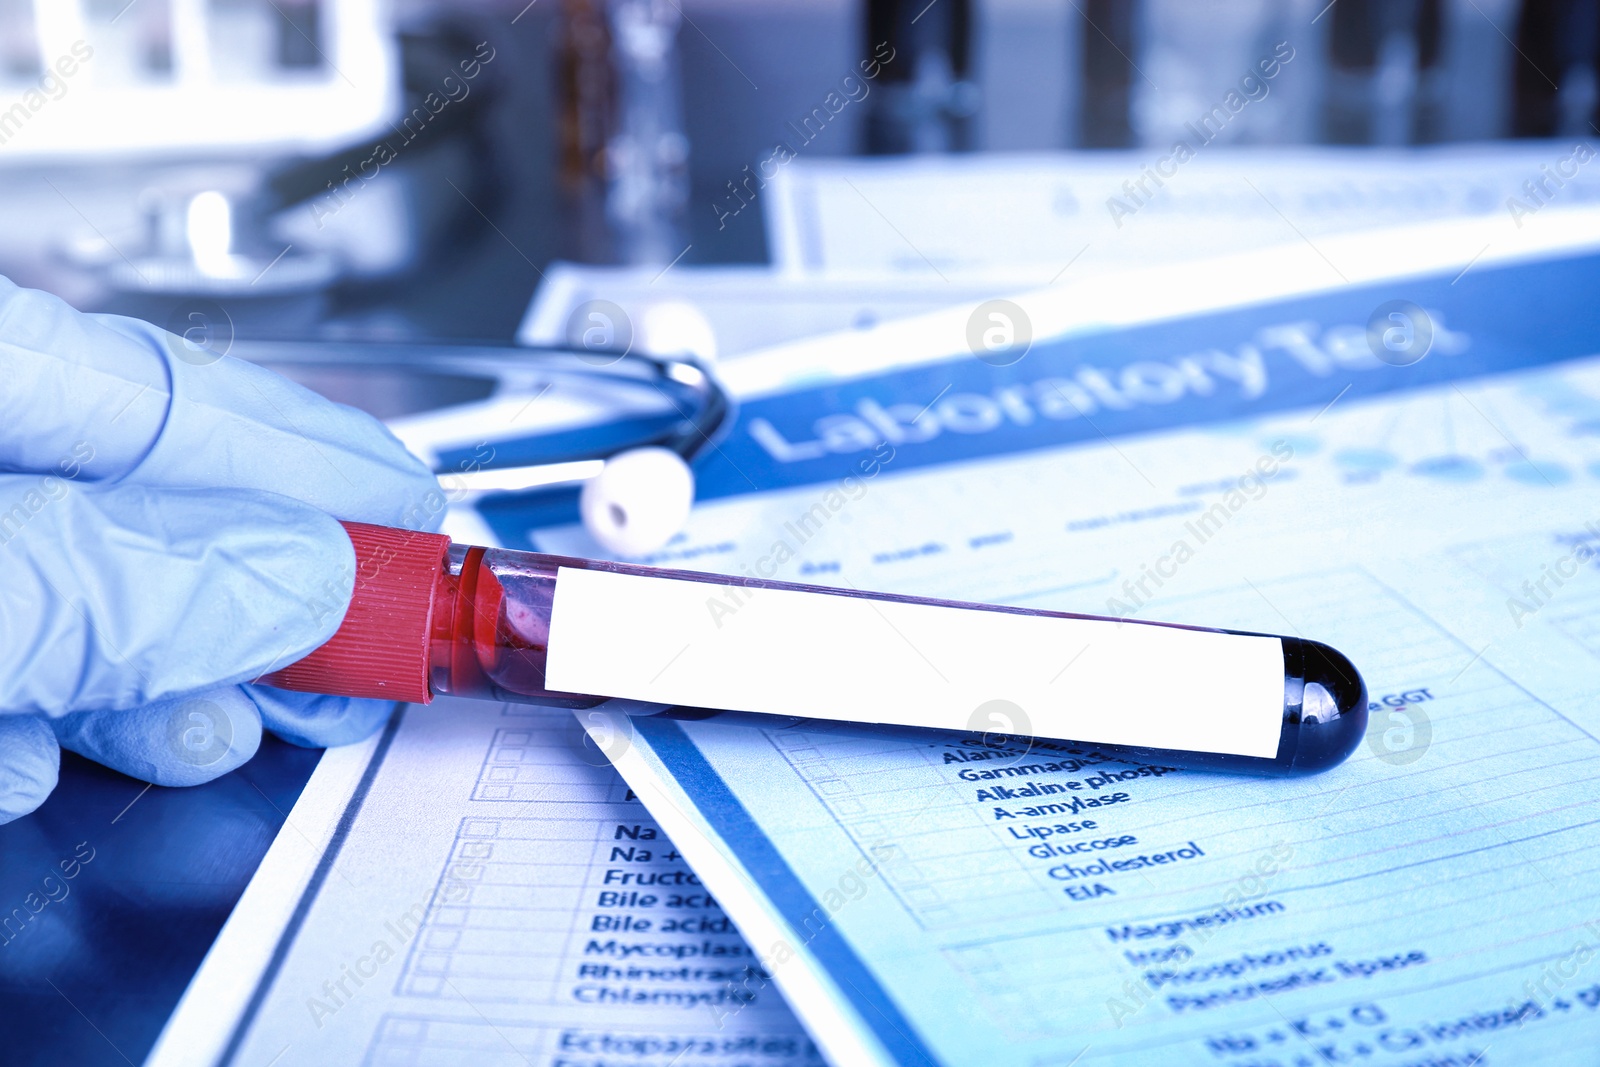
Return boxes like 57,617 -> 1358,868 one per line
0,277 -> 446,822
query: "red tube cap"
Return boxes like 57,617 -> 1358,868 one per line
261,522 -> 450,703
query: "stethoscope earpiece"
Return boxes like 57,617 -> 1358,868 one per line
579,447 -> 695,557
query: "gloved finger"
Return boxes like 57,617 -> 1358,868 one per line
0,482 -> 353,716
51,687 -> 262,788
0,276 -> 444,531
250,687 -> 399,748
0,716 -> 60,824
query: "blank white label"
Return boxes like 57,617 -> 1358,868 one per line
546,568 -> 1286,758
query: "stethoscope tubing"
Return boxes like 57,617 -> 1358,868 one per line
229,338 -> 735,492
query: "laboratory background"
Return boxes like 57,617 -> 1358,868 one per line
4,1 -> 1600,1066
0,0 -> 1584,336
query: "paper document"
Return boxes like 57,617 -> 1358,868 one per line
764,146 -> 1600,284
147,699 -> 817,1067
498,239 -> 1600,1064
518,263 -> 1023,361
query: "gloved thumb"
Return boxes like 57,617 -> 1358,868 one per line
0,480 -> 354,717
0,716 -> 59,822
51,687 -> 263,788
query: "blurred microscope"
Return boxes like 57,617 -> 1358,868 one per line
0,0 -> 562,342
0,1 -> 385,322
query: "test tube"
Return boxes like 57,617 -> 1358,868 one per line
265,523 -> 1368,776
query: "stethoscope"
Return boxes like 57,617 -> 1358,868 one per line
230,339 -> 735,556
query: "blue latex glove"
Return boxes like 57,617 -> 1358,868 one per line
0,277 -> 445,822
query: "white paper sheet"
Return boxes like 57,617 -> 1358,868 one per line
146,699 -> 820,1067
764,146 -> 1600,285
517,262 -> 1023,362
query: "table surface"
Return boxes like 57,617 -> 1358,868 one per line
0,736 -> 321,1067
